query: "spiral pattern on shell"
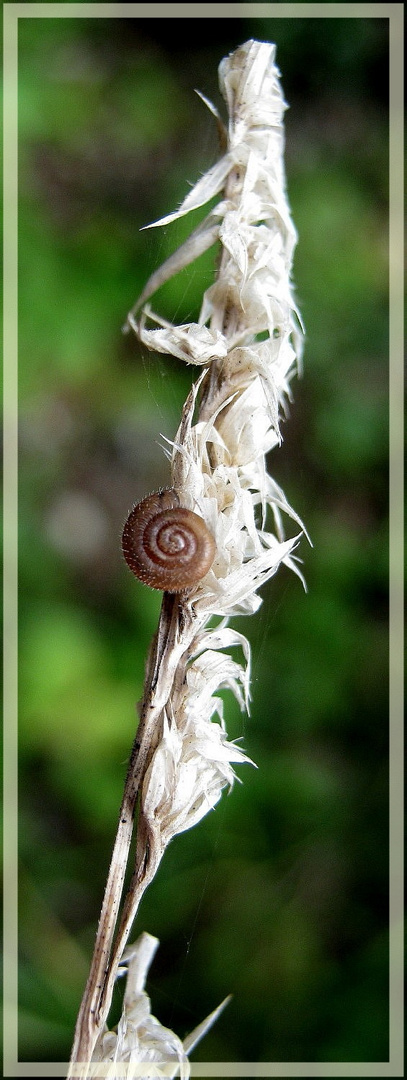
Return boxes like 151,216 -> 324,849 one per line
122,489 -> 216,592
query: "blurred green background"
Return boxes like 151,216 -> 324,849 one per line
17,12 -> 389,1067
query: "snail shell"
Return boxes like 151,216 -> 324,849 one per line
122,489 -> 216,592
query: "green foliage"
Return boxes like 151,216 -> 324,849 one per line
17,15 -> 389,1066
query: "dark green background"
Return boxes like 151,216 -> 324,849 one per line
17,12 -> 389,1066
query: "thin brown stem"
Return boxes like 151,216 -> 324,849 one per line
68,593 -> 197,1074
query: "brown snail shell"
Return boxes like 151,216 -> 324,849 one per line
122,489 -> 216,592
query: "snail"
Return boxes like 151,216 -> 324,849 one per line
122,489 -> 216,592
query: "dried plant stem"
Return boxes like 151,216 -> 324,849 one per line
70,386 -> 234,1070
69,38 -> 304,1076
69,593 -> 195,1070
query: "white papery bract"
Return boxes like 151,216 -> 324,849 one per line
92,935 -> 187,1077
142,634 -> 253,846
92,934 -> 229,1078
129,41 -> 302,360
126,38 -> 306,835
